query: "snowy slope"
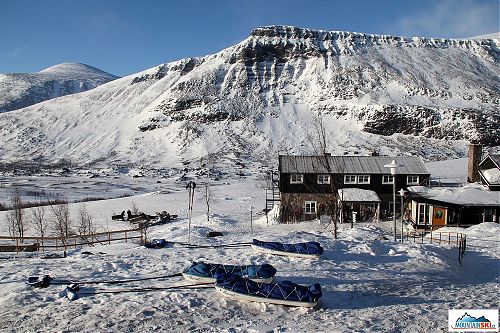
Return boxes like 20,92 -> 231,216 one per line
469,32 -> 500,40
0,26 -> 498,172
0,63 -> 119,113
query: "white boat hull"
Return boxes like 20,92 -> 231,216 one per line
182,273 -> 273,284
251,245 -> 321,259
216,286 -> 317,308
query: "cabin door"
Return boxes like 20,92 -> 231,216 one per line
432,206 -> 446,226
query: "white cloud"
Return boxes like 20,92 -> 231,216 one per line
396,0 -> 499,38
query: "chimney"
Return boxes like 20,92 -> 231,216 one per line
467,144 -> 482,183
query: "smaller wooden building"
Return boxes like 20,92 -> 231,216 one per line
407,184 -> 500,229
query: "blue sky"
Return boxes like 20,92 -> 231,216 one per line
1,0 -> 498,76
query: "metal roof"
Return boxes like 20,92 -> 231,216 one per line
279,155 -> 430,175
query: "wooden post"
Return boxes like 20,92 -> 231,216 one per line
449,233 -> 451,244
430,232 -> 433,244
125,231 -> 128,243
439,233 -> 442,244
16,238 -> 19,254
55,238 -> 58,251
108,232 -> 111,245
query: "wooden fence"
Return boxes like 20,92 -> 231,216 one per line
402,230 -> 467,264
0,227 -> 145,253
403,231 -> 466,246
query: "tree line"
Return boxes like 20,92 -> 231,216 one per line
4,188 -> 96,241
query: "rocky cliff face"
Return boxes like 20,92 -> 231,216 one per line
0,26 -> 498,171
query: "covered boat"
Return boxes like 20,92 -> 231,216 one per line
182,262 -> 276,283
215,273 -> 322,308
251,239 -> 323,259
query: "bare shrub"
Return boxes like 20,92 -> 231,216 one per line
131,200 -> 139,215
201,182 -> 217,222
6,188 -> 26,238
77,204 -> 95,235
30,206 -> 47,239
50,200 -> 72,238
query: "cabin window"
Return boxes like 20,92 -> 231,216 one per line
417,203 -> 429,225
290,174 -> 303,184
358,175 -> 371,184
382,175 -> 394,184
344,175 -> 357,184
407,175 -> 419,185
317,174 -> 331,184
305,201 -> 317,214
483,208 -> 494,222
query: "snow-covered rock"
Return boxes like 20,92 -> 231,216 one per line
0,63 -> 119,113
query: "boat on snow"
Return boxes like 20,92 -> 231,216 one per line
215,273 -> 322,308
182,262 -> 276,284
251,239 -> 323,259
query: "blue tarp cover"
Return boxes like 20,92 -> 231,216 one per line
144,239 -> 168,249
252,239 -> 324,256
184,262 -> 276,279
216,273 -> 322,303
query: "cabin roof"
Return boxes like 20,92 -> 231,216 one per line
338,188 -> 381,203
279,155 -> 430,175
407,184 -> 500,207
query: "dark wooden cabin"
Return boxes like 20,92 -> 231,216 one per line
278,155 -> 430,222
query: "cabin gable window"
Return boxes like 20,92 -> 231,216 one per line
382,175 -> 394,184
290,174 -> 304,184
358,175 -> 371,184
407,175 -> 419,185
317,174 -> 331,184
344,175 -> 357,184
305,201 -> 317,214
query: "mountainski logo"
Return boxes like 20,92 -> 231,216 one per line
449,309 -> 498,332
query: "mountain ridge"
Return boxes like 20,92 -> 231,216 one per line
0,26 -> 498,175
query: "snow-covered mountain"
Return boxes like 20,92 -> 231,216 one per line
0,63 -> 119,113
0,26 -> 498,173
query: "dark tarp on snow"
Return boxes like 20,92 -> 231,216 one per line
144,239 -> 168,249
216,273 -> 322,303
184,262 -> 276,279
252,239 -> 324,256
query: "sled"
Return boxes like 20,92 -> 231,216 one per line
251,239 -> 323,259
182,262 -> 276,284
215,273 -> 321,308
215,286 -> 318,308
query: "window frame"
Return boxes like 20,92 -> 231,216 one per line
317,174 -> 331,185
305,201 -> 317,214
357,175 -> 371,184
417,203 -> 429,225
407,175 -> 419,185
344,175 -> 357,184
382,175 -> 394,184
290,174 -> 304,184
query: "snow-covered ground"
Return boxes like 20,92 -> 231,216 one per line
0,170 -> 498,332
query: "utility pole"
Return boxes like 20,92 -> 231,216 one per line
186,181 -> 196,244
250,206 -> 253,234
